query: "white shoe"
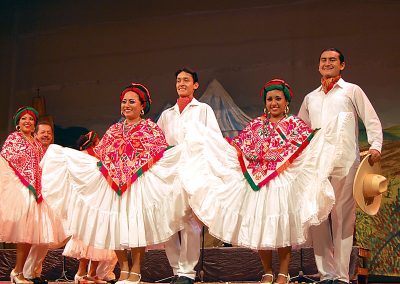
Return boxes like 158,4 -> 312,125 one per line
260,273 -> 274,284
125,272 -> 141,284
74,274 -> 94,284
10,270 -> 32,284
115,271 -> 130,284
274,273 -> 290,284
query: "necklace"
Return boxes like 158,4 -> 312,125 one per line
123,118 -> 142,134
20,132 -> 43,155
263,114 -> 286,137
20,132 -> 34,143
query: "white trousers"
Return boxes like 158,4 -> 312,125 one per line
23,244 -> 49,279
311,165 -> 357,283
165,212 -> 202,280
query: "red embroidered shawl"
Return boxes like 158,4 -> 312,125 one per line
1,131 -> 44,202
93,119 -> 168,196
230,114 -> 316,191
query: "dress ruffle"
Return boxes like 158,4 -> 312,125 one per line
0,156 -> 66,245
63,237 -> 116,261
180,112 -> 356,249
40,145 -> 187,250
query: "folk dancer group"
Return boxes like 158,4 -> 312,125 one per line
0,48 -> 383,284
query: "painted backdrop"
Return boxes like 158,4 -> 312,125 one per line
0,0 -> 399,277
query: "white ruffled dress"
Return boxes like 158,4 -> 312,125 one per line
40,143 -> 187,251
63,236 -> 117,261
180,112 -> 356,249
0,134 -> 66,245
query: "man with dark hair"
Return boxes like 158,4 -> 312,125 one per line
22,120 -> 55,284
35,120 -> 54,150
174,67 -> 199,84
157,68 -> 221,284
298,48 -> 382,284
320,47 -> 345,64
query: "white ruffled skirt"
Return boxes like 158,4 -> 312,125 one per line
0,156 -> 66,245
40,144 -> 188,250
63,236 -> 117,261
180,112 -> 356,249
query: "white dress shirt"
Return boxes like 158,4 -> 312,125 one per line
298,78 -> 383,153
157,98 -> 222,145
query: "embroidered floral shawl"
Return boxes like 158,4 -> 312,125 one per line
1,131 -> 44,202
230,114 -> 316,191
93,119 -> 168,196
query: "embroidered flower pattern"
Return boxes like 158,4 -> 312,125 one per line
94,119 -> 168,195
232,114 -> 315,190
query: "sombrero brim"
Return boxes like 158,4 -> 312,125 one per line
353,154 -> 383,215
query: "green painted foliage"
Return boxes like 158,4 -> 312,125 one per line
356,176 -> 400,276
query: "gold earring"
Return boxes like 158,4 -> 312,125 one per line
16,125 -> 21,131
285,105 -> 289,115
140,110 -> 144,115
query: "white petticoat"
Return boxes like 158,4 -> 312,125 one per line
180,112 -> 356,249
0,156 -> 66,245
63,236 -> 116,261
40,144 -> 188,250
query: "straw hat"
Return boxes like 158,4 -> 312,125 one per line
353,154 -> 388,215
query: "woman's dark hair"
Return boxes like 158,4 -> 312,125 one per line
320,47 -> 345,63
175,67 -> 199,83
77,131 -> 98,151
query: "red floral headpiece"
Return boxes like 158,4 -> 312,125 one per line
120,83 -> 152,115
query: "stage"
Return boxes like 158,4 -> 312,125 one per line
0,247 -> 366,283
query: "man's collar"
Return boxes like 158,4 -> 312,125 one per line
188,97 -> 200,105
172,97 -> 200,112
318,77 -> 345,92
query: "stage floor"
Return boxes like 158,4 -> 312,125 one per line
1,282 -> 305,284
0,282 -> 336,284
1,280 -> 399,284
0,247 -> 368,283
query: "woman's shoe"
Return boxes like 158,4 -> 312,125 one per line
274,273 -> 290,284
125,272 -> 141,284
26,277 -> 48,284
10,270 -> 31,284
74,274 -> 94,284
102,275 -> 117,284
260,273 -> 274,284
115,271 -> 130,284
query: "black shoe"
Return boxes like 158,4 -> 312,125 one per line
174,276 -> 194,284
170,275 -> 179,284
317,280 -> 333,284
27,277 -> 48,284
333,280 -> 348,284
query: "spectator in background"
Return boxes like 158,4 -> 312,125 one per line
23,120 -> 55,284
35,121 -> 54,150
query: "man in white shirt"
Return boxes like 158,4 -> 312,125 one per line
157,68 -> 222,284
23,121 -> 55,284
298,48 -> 383,284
